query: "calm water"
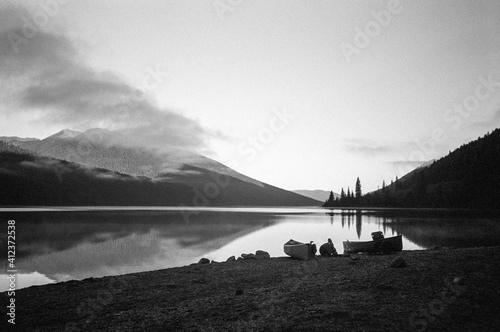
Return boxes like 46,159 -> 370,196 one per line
1,207 -> 499,291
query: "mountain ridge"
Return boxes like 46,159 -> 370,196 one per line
0,134 -> 321,206
323,128 -> 500,209
3,128 -> 265,187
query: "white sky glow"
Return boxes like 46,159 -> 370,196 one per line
1,0 -> 499,193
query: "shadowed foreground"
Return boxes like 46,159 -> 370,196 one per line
3,247 -> 500,331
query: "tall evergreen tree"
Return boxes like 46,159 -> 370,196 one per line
340,188 -> 345,199
327,191 -> 334,205
355,177 -> 362,198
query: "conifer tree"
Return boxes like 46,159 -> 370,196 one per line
327,191 -> 334,205
355,177 -> 362,198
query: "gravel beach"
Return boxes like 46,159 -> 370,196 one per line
2,246 -> 500,331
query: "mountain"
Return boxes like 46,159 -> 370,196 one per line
11,128 -> 264,186
17,129 -> 162,178
0,144 -> 186,206
292,190 -> 339,202
0,138 -> 320,207
365,159 -> 435,195
322,129 -> 500,209
363,129 -> 500,209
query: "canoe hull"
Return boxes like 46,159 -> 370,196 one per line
284,239 -> 316,260
343,235 -> 403,254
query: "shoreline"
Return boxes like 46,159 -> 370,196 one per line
2,246 -> 500,331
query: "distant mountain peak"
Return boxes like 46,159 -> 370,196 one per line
292,189 -> 337,202
46,129 -> 82,140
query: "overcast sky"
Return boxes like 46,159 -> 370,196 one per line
1,0 -> 499,193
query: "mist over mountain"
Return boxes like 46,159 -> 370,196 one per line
12,128 -> 263,187
0,136 -> 39,144
0,131 -> 320,207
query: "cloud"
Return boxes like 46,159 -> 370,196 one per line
343,139 -> 396,156
0,5 -> 210,152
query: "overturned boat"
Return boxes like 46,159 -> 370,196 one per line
284,239 -> 317,260
343,232 -> 403,254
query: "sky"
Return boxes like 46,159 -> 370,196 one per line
0,0 -> 499,193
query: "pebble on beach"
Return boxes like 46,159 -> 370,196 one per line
241,250 -> 271,260
255,250 -> 270,259
389,256 -> 407,268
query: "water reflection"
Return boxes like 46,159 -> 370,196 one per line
0,210 -> 277,291
356,212 -> 362,239
0,208 -> 499,291
389,217 -> 500,248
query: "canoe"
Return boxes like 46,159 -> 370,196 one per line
284,239 -> 317,260
343,235 -> 403,254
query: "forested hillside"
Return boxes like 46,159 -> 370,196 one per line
0,143 -> 319,207
325,128 -> 500,209
2,128 -> 266,187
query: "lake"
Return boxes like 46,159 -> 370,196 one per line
1,207 -> 499,291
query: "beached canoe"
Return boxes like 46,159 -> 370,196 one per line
284,239 -> 317,260
343,235 -> 403,254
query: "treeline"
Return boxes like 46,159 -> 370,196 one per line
323,128 -> 500,209
0,141 -> 30,154
0,149 -> 192,206
323,177 -> 363,207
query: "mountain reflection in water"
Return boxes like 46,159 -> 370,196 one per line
0,208 -> 499,291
